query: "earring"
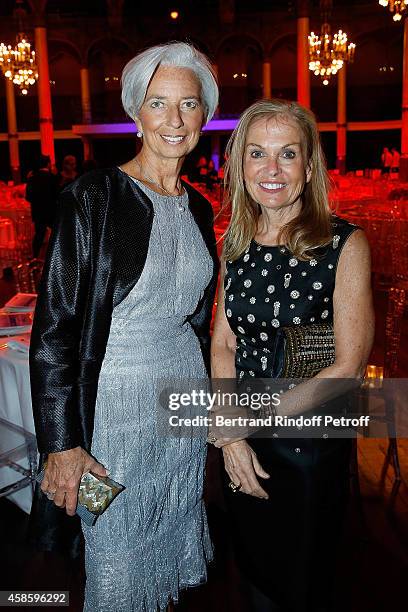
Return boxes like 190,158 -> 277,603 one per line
137,131 -> 143,138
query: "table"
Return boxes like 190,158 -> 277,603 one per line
0,333 -> 35,513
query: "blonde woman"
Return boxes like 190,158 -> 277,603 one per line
211,100 -> 374,611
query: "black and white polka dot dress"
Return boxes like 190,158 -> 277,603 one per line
224,215 -> 360,611
225,216 -> 359,380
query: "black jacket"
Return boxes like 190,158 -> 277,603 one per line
28,167 -> 219,557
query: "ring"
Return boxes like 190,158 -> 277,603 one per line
45,491 -> 55,500
228,481 -> 242,493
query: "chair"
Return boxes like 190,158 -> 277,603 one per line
355,217 -> 407,511
379,287 -> 405,503
14,262 -> 31,293
391,219 -> 408,290
0,246 -> 26,273
360,287 -> 407,508
0,217 -> 15,248
363,214 -> 408,290
28,258 -> 44,293
363,228 -> 407,507
0,418 -> 37,500
13,259 -> 44,293
14,213 -> 34,255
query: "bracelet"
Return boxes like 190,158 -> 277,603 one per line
259,402 -> 277,421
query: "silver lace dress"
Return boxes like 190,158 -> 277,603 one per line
82,178 -> 214,611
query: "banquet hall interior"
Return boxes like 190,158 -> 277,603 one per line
0,1 -> 408,611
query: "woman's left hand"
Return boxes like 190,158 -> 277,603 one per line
222,440 -> 270,499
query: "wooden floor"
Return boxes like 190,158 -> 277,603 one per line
1,269 -> 408,611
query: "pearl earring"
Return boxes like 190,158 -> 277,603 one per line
137,131 -> 143,138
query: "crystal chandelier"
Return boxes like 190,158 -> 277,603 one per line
309,22 -> 355,85
0,33 -> 38,95
379,0 -> 407,22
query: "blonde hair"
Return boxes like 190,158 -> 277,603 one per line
222,99 -> 333,261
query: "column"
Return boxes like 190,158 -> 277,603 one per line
34,22 -> 55,164
211,64 -> 221,167
297,0 -> 310,108
82,136 -> 94,162
400,17 -> 408,182
80,67 -> 92,124
211,134 -> 221,171
5,79 -> 21,184
336,65 -> 347,175
262,61 -> 272,99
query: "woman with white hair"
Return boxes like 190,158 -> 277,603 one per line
29,42 -> 219,611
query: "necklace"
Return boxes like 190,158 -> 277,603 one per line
135,159 -> 184,201
135,159 -> 185,211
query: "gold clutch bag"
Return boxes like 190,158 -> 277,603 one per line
36,466 -> 125,526
275,323 -> 335,378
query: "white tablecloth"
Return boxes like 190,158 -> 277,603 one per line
0,334 -> 34,513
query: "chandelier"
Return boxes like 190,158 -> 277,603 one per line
309,22 -> 355,85
379,0 -> 407,21
0,33 -> 38,95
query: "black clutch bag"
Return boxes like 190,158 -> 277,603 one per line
274,323 -> 335,378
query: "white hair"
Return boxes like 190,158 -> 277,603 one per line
121,41 -> 218,124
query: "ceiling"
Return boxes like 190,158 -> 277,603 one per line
0,1 -> 378,18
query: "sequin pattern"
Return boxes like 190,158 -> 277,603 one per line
224,218 -> 359,379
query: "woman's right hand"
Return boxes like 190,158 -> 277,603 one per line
222,440 -> 270,500
40,447 -> 109,516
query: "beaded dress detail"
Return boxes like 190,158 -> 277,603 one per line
224,216 -> 359,379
